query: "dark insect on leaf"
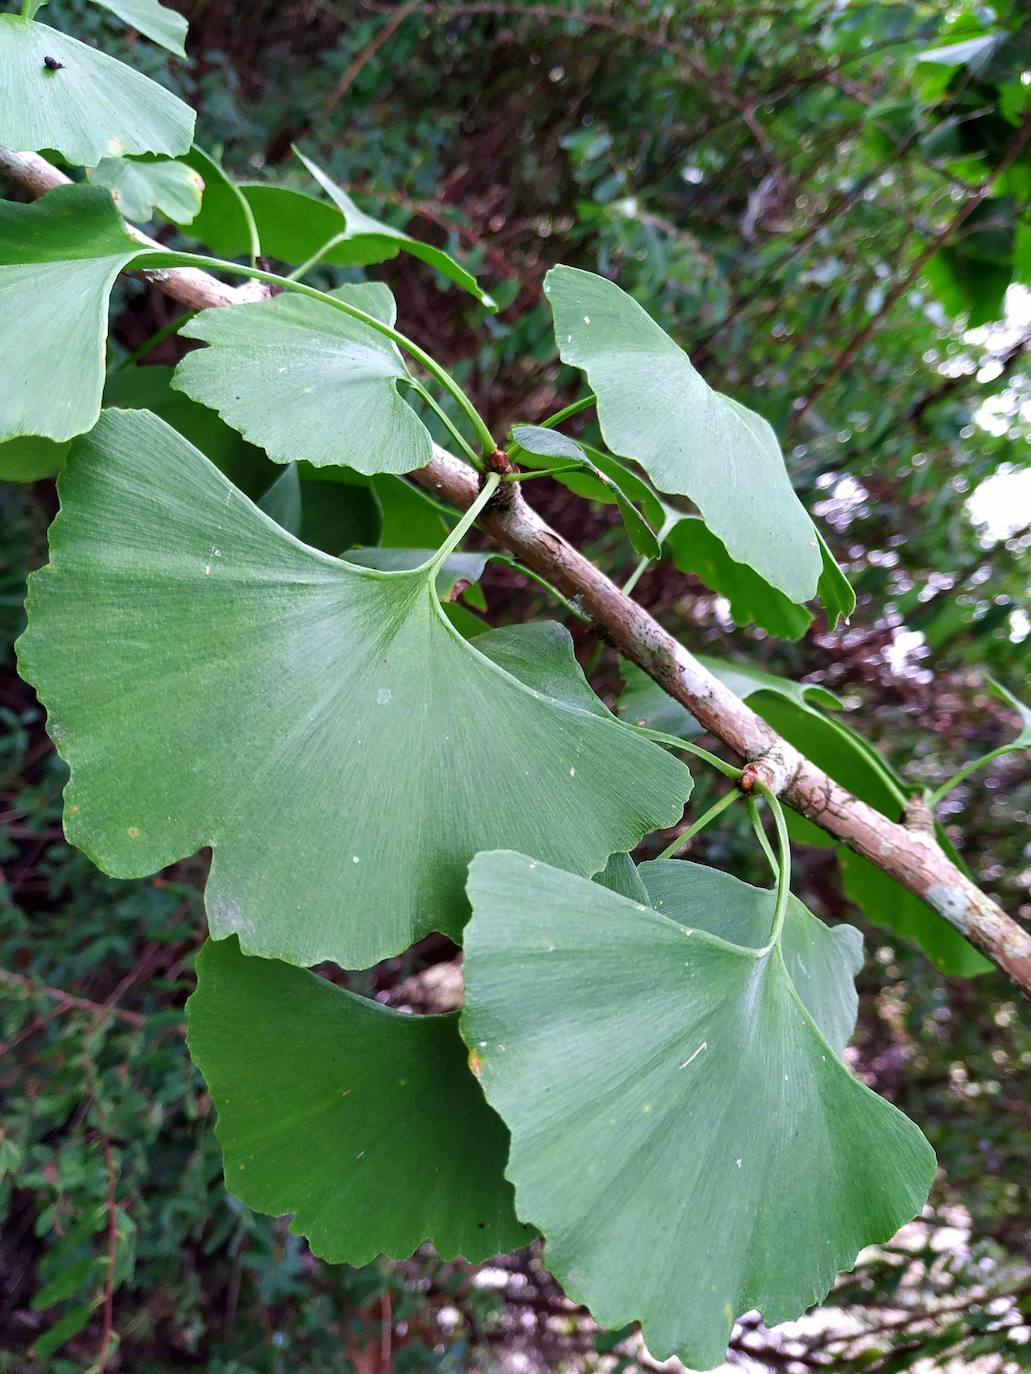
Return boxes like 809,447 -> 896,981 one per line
43,55 -> 65,71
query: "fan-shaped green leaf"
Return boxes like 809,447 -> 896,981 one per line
89,155 -> 203,224
347,546 -> 489,603
187,937 -> 533,1263
18,410 -> 692,970
639,860 -> 863,1058
0,14 -> 194,165
296,149 -> 495,307
90,0 -> 188,57
666,515 -> 814,639
462,852 -> 935,1370
544,265 -> 824,604
0,186 -> 143,443
103,364 -> 276,498
173,283 -> 433,474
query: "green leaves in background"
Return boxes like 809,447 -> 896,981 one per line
510,424 -> 660,558
173,283 -> 433,473
0,14 -> 194,166
19,409 -> 692,969
0,186 -> 143,443
89,155 -> 203,224
544,265 -> 826,605
462,852 -> 934,1370
188,937 -> 532,1263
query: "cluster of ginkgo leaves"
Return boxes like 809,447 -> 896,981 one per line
2,2 -> 1028,1367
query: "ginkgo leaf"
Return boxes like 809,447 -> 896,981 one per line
462,852 -> 935,1371
544,265 -> 824,604
638,859 -> 863,1058
510,425 -> 660,559
90,0 -> 188,57
173,283 -> 434,474
348,547 -> 489,603
666,515 -> 814,639
187,937 -> 533,1263
0,14 -> 195,166
89,155 -> 203,224
0,186 -> 145,443
18,409 -> 692,970
296,149 -> 496,307
181,147 -> 492,302
0,437 -> 71,482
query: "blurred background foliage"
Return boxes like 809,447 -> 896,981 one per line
1,0 -> 1029,1370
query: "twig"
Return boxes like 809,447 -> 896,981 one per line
95,1133 -> 119,1373
0,967 -> 145,1029
2,147 -> 1028,993
322,2 -> 419,116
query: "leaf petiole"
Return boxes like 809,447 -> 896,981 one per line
746,796 -> 779,882
488,554 -> 592,624
113,309 -> 195,372
538,393 -> 597,429
753,782 -> 791,950
500,463 -> 586,483
410,381 -> 482,467
633,725 -> 743,781
424,471 -> 500,574
928,746 -> 1012,810
654,788 -> 741,860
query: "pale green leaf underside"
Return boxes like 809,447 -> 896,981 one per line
18,410 -> 692,970
89,156 -> 203,224
174,283 -> 433,474
187,937 -> 532,1263
0,16 -> 194,165
90,0 -> 188,57
544,265 -> 823,603
510,424 -> 661,559
0,186 -> 144,443
462,852 -> 935,1370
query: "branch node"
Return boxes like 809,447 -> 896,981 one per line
903,794 -> 936,836
738,743 -> 797,797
